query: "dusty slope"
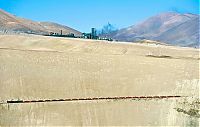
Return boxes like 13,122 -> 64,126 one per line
39,22 -> 81,35
104,12 -> 199,47
0,9 -> 82,35
0,9 -> 45,34
0,35 -> 199,126
155,17 -> 199,47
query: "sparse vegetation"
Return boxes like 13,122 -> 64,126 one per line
175,99 -> 200,118
175,108 -> 200,118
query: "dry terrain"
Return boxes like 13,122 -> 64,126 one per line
105,12 -> 199,47
0,35 -> 199,126
0,9 -> 82,35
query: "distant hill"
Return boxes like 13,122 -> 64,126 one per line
0,9 -> 82,36
102,12 -> 199,47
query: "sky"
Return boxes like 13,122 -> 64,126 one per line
0,0 -> 199,32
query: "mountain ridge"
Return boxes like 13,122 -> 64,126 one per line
102,12 -> 199,47
0,9 -> 82,35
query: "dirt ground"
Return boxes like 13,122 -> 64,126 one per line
0,35 -> 199,126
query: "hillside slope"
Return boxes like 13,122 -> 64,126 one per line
104,12 -> 199,47
0,9 -> 82,35
0,35 -> 199,126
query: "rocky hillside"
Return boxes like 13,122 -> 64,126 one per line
103,12 -> 199,47
0,9 -> 81,35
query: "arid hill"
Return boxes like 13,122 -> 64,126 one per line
103,12 -> 199,47
0,9 -> 81,35
0,34 -> 199,126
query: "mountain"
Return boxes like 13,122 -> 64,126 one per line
39,22 -> 81,35
103,12 -> 199,47
0,9 -> 81,35
155,17 -> 199,47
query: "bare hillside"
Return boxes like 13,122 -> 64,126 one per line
104,12 -> 199,47
0,9 -> 82,35
0,35 -> 199,126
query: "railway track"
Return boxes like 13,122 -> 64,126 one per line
0,95 -> 184,104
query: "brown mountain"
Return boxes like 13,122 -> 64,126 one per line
104,12 -> 199,47
0,9 -> 81,35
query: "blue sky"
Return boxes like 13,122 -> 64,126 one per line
0,0 -> 199,32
